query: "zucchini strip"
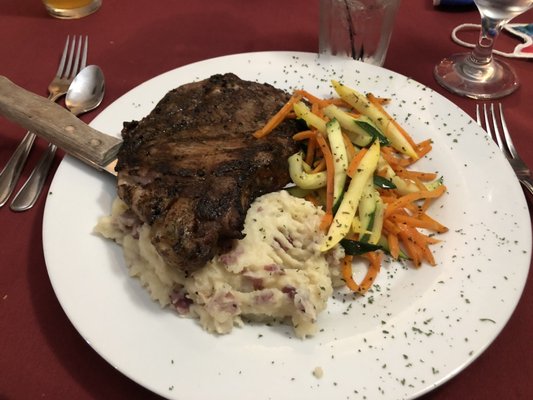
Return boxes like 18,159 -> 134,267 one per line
368,195 -> 385,245
288,151 -> 327,189
321,140 -> 380,251
358,177 -> 378,240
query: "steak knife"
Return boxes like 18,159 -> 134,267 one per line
0,76 -> 121,176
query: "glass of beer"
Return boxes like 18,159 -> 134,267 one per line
42,0 -> 102,19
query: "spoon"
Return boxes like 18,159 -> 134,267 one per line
10,65 -> 105,212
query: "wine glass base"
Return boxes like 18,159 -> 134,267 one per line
434,53 -> 520,99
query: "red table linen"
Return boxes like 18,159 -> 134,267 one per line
0,1 -> 531,399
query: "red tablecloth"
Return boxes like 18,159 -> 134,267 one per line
1,1 -> 531,399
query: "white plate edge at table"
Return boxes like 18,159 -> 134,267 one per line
42,51 -> 532,400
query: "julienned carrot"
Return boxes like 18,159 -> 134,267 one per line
387,205 -> 448,233
383,215 -> 441,266
294,89 -> 322,104
380,146 -> 411,169
253,93 -> 302,138
341,252 -> 382,294
341,255 -> 359,291
383,217 -> 398,231
305,136 -> 317,166
400,232 -> 423,267
415,139 -> 433,159
315,132 -> 335,230
320,212 -> 334,232
419,189 -> 446,213
346,148 -> 368,178
305,193 -> 320,207
387,232 -> 400,259
373,96 -> 390,105
391,213 -> 447,233
286,112 -> 297,119
295,90 -> 347,108
342,133 -> 356,162
311,101 -> 324,118
418,213 -> 449,233
327,97 -> 350,107
383,196 -> 419,214
347,112 -> 362,119
312,158 -> 326,173
398,225 -> 437,266
396,168 -> 437,181
385,185 -> 446,217
358,252 -> 382,294
292,130 -> 316,141
398,222 -> 440,245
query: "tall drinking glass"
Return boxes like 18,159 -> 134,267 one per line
434,0 -> 533,99
319,0 -> 401,67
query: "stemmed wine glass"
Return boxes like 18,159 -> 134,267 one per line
434,0 -> 533,99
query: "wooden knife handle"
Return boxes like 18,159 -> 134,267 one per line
0,75 -> 121,167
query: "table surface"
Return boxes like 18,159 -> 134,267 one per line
1,1 -> 531,399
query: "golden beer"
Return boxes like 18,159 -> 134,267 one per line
43,0 -> 102,19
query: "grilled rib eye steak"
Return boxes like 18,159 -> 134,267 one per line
115,73 -> 300,272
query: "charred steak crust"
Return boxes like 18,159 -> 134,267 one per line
116,73 -> 300,271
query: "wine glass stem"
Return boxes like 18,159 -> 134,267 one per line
469,16 -> 503,66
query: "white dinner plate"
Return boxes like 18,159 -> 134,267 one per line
43,52 -> 531,400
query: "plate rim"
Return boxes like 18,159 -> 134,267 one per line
42,50 -> 532,400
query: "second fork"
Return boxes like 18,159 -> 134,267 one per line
0,36 -> 87,208
477,103 -> 533,197
8,36 -> 88,211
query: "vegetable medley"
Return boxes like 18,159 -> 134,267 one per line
254,80 -> 448,294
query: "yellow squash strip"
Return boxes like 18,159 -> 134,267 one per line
293,101 -> 327,133
326,119 -> 348,205
331,80 -> 418,159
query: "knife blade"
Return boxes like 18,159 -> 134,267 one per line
0,76 -> 121,176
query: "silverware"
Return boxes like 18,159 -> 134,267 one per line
476,103 -> 533,196
0,76 -> 121,173
9,37 -> 91,212
0,35 -> 87,208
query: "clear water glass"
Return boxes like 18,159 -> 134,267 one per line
434,0 -> 533,99
319,0 -> 401,67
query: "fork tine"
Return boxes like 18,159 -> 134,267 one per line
70,35 -> 83,79
63,35 -> 77,79
475,104 -> 481,125
476,102 -> 533,197
498,103 -> 518,159
489,103 -> 506,152
80,36 -> 88,70
482,104 -> 493,138
55,36 -> 70,78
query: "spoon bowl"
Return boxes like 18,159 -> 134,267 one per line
66,65 -> 105,114
9,65 -> 106,211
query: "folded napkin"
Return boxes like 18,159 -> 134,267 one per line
452,23 -> 533,58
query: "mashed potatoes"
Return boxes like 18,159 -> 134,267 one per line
95,190 -> 344,338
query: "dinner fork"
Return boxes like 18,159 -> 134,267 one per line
476,103 -> 533,196
0,35 -> 87,208
9,36 -> 89,212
